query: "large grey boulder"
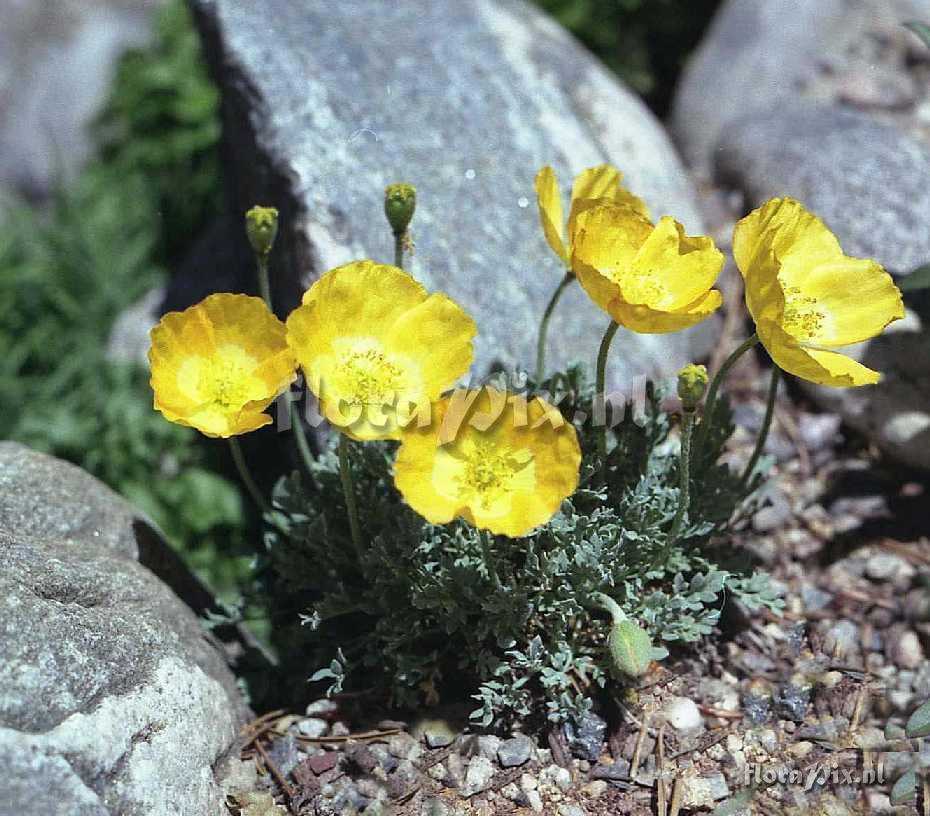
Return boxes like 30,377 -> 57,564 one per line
716,104 -> 930,276
672,0 -> 929,178
0,0 -> 163,199
0,442 -> 248,816
187,0 -> 717,389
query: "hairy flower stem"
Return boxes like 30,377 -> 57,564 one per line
666,410 -> 695,549
257,255 -> 272,310
338,434 -> 364,556
693,333 -> 759,464
535,272 -> 574,386
591,591 -> 626,622
595,320 -> 621,461
739,366 -> 779,489
252,249 -> 317,478
229,437 -> 270,515
394,232 -> 405,271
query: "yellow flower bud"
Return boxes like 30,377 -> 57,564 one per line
384,183 -> 416,236
677,363 -> 708,410
245,205 -> 279,257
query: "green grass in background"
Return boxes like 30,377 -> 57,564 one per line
0,0 -> 252,602
533,0 -> 721,113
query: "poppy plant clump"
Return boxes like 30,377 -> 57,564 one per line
146,168 -> 902,723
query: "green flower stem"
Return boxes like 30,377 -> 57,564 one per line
394,232 -> 405,271
229,437 -> 270,515
535,272 -> 574,386
252,248 -> 317,478
288,397 -> 317,477
739,366 -> 780,489
257,254 -> 272,310
693,333 -> 759,464
666,410 -> 695,548
595,320 -> 621,460
338,433 -> 364,555
591,591 -> 625,623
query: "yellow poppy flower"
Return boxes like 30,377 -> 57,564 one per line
394,387 -> 581,537
571,203 -> 725,333
149,293 -> 297,438
286,260 -> 477,441
535,164 -> 650,268
733,198 -> 904,387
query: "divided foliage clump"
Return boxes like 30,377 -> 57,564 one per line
260,369 -> 781,726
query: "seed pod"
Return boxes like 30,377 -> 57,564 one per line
608,618 -> 655,678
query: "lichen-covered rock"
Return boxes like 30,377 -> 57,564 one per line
185,0 -> 717,389
0,442 -> 248,816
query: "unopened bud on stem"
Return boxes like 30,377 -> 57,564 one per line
384,183 -> 416,237
246,205 -> 279,258
677,363 -> 708,411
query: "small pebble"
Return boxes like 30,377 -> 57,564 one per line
329,721 -> 350,737
591,759 -> 630,781
498,735 -> 534,768
305,698 -> 339,717
865,552 -> 914,584
888,629 -> 925,669
583,780 -> 608,798
663,696 -> 703,732
822,619 -> 859,659
562,711 -> 607,761
540,764 -> 572,791
298,717 -> 328,738
681,772 -> 729,809
461,756 -> 495,798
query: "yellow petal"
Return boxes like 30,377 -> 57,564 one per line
288,262 -> 476,441
759,321 -> 881,387
609,289 -> 722,334
629,216 -> 724,310
734,198 -> 841,283
789,257 -> 904,347
571,203 -> 653,316
566,164 -> 651,242
735,197 -> 905,351
149,293 -> 295,437
534,166 -> 568,265
384,293 -> 477,395
394,388 -> 580,537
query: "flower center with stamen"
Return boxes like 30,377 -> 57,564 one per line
457,440 -> 535,510
782,286 -> 825,341
201,346 -> 258,409
337,347 -> 405,406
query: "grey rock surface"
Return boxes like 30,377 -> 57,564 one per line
0,0 -> 163,199
716,104 -> 930,276
672,0 -> 929,178
189,0 -> 718,389
0,442 -> 248,816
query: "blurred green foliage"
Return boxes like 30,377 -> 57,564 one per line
533,0 -> 721,112
0,0 -> 248,600
94,0 -> 222,264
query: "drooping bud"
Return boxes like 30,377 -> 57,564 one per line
677,363 -> 708,411
384,183 -> 416,237
245,205 -> 279,258
608,618 -> 657,679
